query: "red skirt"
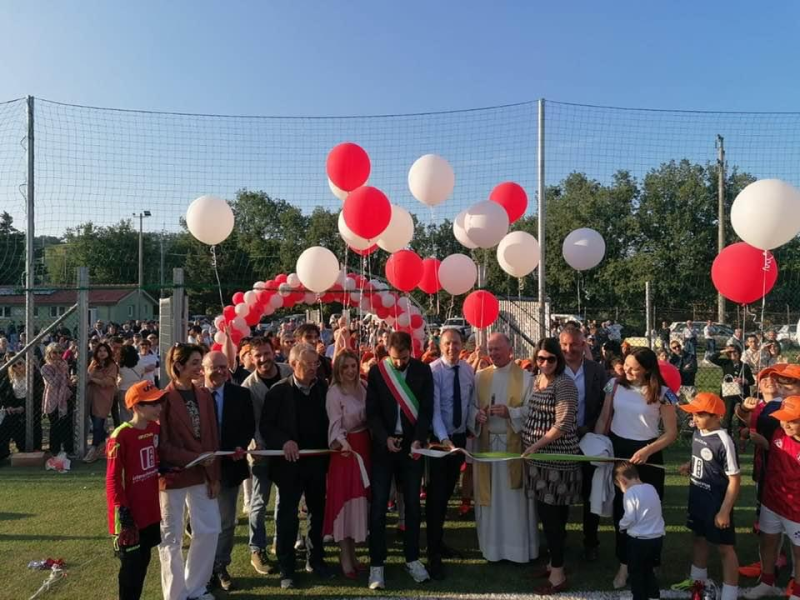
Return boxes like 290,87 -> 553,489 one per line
323,429 -> 371,542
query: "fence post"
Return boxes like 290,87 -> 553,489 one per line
537,98 -> 546,340
75,267 -> 89,458
717,135 -> 726,323
24,96 -> 35,452
172,267 -> 186,345
645,281 -> 652,348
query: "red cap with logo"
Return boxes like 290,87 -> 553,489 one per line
125,380 -> 167,409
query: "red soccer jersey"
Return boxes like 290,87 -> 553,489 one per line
761,428 -> 800,523
105,421 -> 161,534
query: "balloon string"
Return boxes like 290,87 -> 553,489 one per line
210,245 -> 225,312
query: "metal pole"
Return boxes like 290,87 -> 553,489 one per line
75,267 -> 89,458
24,96 -> 35,452
717,135 -> 726,324
645,281 -> 652,349
537,98 -> 546,340
159,230 -> 165,298
138,213 -> 144,319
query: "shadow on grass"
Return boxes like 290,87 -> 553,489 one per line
0,511 -> 33,521
0,533 -> 107,542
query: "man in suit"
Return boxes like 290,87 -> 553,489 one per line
260,343 -> 333,590
560,324 -> 609,560
366,331 -> 433,590
203,351 -> 255,592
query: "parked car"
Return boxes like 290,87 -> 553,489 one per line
669,322 -> 733,348
776,324 -> 798,346
442,317 -> 472,339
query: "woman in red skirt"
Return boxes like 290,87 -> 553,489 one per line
324,349 -> 371,578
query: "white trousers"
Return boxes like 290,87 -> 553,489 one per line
159,484 -> 221,600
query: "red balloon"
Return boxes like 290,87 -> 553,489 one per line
490,182 -> 528,223
229,329 -> 243,345
232,291 -> 245,305
211,342 -> 223,352
375,306 -> 390,320
222,305 -> 236,322
351,244 -> 378,256
463,290 -> 500,328
385,249 -> 424,291
327,142 -> 371,192
264,279 -> 276,292
343,186 -> 391,240
658,360 -> 681,394
418,257 -> 442,294
410,314 -> 424,329
274,273 -> 288,284
245,306 -> 261,327
711,242 -> 778,304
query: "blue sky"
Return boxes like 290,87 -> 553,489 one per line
3,1 -> 800,115
2,2 -> 800,242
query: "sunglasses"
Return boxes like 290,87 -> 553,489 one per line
536,355 -> 557,364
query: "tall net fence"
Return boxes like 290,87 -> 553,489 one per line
3,96 -> 800,453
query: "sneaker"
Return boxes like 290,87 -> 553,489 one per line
739,562 -> 762,578
744,582 -> 782,600
280,577 -> 294,590
368,566 -> 385,590
82,446 -> 98,463
294,537 -> 306,550
214,566 -> 233,591
405,559 -> 430,583
250,549 -> 273,575
269,540 -> 277,555
428,558 -> 445,581
188,592 -> 215,600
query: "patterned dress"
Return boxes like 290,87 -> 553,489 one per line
522,373 -> 582,506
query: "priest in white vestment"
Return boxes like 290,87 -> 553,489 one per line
470,333 -> 539,563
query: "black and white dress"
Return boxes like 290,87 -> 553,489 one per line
523,373 -> 582,506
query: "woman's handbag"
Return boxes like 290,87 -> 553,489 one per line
721,374 -> 742,398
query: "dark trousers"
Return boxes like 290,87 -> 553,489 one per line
274,461 -> 327,577
118,523 -> 160,600
722,395 -> 739,435
537,501 -> 570,568
370,448 -> 424,566
582,461 -> 600,548
91,415 -> 107,448
47,409 -> 73,455
0,413 -> 25,458
425,433 -> 466,560
627,535 -> 663,600
610,433 -> 664,565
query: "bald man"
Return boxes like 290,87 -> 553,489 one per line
203,351 -> 256,591
470,333 -> 539,563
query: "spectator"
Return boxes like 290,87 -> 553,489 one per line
683,319 -> 698,356
275,332 -> 295,364
658,321 -> 671,349
743,335 -> 771,374
668,341 -> 698,399
709,345 -> 755,436
137,340 -> 159,385
117,345 -> 145,424
40,343 -> 76,456
0,353 -> 44,456
704,320 -> 716,356
294,323 -> 332,383
726,328 -> 744,352
84,342 -> 119,463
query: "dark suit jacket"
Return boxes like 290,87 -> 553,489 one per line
259,376 -> 329,486
366,358 -> 433,456
213,381 -> 255,488
580,358 -> 609,436
158,383 -> 220,490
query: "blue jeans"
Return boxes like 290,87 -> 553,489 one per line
248,462 -> 273,552
705,338 -> 716,355
91,415 -> 107,448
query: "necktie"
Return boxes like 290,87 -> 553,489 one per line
452,364 -> 462,430
213,390 -> 223,434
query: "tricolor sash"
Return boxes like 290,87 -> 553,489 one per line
378,358 -> 419,425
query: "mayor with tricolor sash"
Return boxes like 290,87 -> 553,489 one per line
365,331 -> 434,591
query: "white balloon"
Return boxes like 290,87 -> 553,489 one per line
396,312 -> 411,327
253,281 -> 265,291
338,211 -> 372,249
562,228 -> 606,271
214,315 -> 225,330
360,297 -> 372,311
296,246 -> 340,293
413,328 -> 426,340
343,277 -> 356,291
439,254 -> 478,295
214,331 -> 226,345
408,154 -> 455,207
409,305 -> 421,316
287,273 -> 300,288
243,290 -> 258,305
453,209 -> 478,249
269,294 -> 284,309
381,293 -> 396,308
350,291 -> 361,303
186,195 -> 235,246
497,231 -> 540,277
397,297 -> 411,311
328,178 -> 349,201
262,304 -> 275,316
304,291 -> 318,305
377,205 -> 415,253
731,179 -> 800,250
465,201 -> 509,248
384,315 -> 396,326
234,303 -> 249,317
232,316 -> 248,333
278,282 -> 292,297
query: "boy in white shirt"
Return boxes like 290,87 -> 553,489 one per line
616,461 -> 666,600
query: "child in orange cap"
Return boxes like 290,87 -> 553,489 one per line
106,380 -> 167,600
745,396 -> 800,600
676,392 -> 741,600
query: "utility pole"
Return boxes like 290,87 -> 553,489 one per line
134,210 -> 151,319
159,229 -> 165,299
717,135 -> 726,324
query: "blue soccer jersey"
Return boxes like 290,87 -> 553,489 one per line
689,428 -> 740,510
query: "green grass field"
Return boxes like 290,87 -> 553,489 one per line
0,445 -> 778,600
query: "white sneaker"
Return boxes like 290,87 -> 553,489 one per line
405,559 -> 430,583
188,592 -> 215,600
82,446 -> 98,463
368,566 -> 385,590
744,583 -> 782,600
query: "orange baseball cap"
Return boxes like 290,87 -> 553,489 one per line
758,364 -> 785,381
125,380 -> 167,409
771,396 -> 800,422
678,392 -> 726,417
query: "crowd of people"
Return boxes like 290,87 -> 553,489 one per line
1,315 -> 800,600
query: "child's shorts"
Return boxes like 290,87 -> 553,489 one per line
758,506 -> 800,546
687,505 -> 736,546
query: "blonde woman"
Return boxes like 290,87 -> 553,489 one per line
40,343 -> 76,456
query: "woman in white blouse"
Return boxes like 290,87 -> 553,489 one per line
595,346 -> 678,589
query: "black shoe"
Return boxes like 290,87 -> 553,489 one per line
306,561 -> 336,580
428,558 -> 445,581
583,545 -> 599,562
440,543 -> 464,559
214,565 -> 233,591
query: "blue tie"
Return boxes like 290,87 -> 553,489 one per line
452,364 -> 461,430
214,389 -> 223,432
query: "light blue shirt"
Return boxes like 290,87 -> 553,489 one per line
210,384 -> 224,430
431,357 -> 475,441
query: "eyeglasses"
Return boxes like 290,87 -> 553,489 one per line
670,345 -> 681,349
536,355 -> 557,364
